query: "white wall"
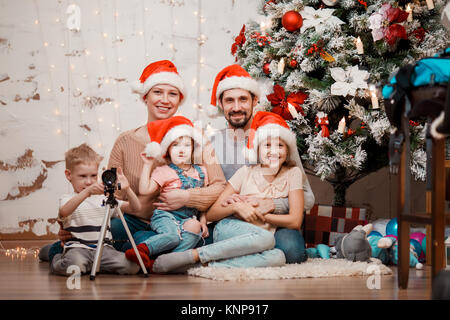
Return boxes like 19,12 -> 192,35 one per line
0,0 -> 262,237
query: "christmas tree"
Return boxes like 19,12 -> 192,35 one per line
231,0 -> 448,206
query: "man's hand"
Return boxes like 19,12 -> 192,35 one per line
232,202 -> 266,223
153,189 -> 190,211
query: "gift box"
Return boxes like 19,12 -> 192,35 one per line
304,204 -> 368,248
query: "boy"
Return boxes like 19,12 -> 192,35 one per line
50,143 -> 144,276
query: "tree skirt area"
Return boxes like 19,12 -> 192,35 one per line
187,258 -> 393,281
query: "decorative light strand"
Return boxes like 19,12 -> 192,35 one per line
33,0 -> 66,140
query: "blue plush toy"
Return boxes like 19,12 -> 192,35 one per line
306,244 -> 332,259
367,218 -> 424,269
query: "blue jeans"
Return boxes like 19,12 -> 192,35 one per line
274,227 -> 308,263
42,218 -> 305,263
141,209 -> 202,256
197,218 -> 286,268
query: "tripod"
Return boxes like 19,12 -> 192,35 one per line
90,189 -> 149,280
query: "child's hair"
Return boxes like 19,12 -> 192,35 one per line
65,143 -> 103,171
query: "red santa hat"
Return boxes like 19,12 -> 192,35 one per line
132,60 -> 186,104
245,111 -> 316,210
144,115 -> 203,162
245,111 -> 299,165
206,64 -> 260,118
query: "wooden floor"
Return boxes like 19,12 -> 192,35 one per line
0,240 -> 432,300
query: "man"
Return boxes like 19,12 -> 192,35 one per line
205,64 -> 315,263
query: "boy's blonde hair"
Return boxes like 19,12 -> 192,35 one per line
65,143 -> 103,171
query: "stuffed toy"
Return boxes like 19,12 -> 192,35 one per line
367,234 -> 423,269
368,218 -> 424,269
334,224 -> 373,262
306,224 -> 373,262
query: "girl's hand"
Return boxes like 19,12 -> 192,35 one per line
116,167 -> 129,190
232,202 -> 265,223
140,152 -> 155,165
200,222 -> 209,238
199,215 -> 209,238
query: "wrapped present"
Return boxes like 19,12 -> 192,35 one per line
304,204 -> 367,248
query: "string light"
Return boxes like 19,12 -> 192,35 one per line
1,245 -> 40,260
33,0 -> 66,139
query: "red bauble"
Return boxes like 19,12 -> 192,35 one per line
282,11 -> 303,32
289,59 -> 298,68
263,63 -> 271,75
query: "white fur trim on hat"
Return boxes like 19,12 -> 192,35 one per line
144,142 -> 162,158
215,76 -> 260,104
205,104 -> 222,118
132,71 -> 186,104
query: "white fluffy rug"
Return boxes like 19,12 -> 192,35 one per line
187,258 -> 393,281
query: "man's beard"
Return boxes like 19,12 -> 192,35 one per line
227,111 -> 251,128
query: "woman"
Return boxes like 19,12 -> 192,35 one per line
40,60 -> 226,262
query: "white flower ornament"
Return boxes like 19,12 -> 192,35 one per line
330,66 -> 369,97
300,6 -> 344,34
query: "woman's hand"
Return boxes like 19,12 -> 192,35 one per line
116,167 -> 130,190
232,202 -> 266,223
153,189 -> 190,211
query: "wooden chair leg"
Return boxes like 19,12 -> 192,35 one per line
398,145 -> 409,289
431,138 -> 446,280
398,218 -> 410,289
